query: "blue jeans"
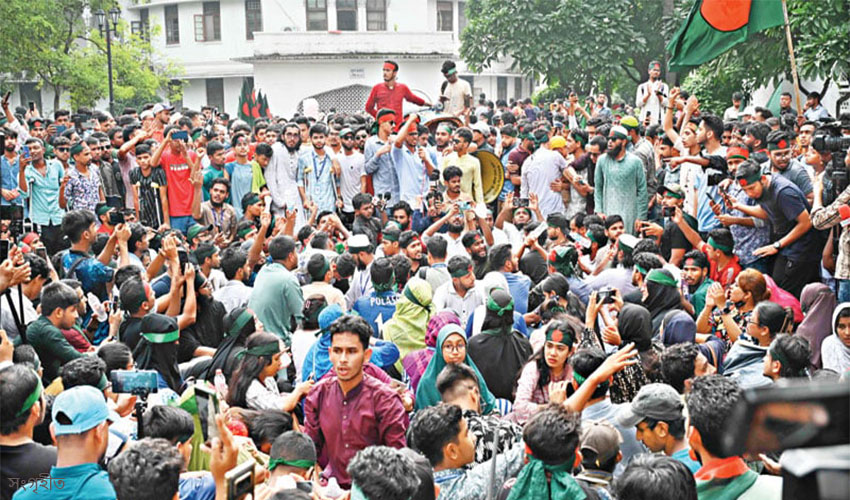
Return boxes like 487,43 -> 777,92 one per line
838,280 -> 850,303
170,215 -> 194,235
743,257 -> 771,275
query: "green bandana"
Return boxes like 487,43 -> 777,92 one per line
486,293 -> 514,316
237,225 -> 255,239
618,238 -> 634,254
70,142 -> 84,155
450,266 -> 472,278
634,263 -> 648,276
586,231 -> 597,245
646,269 -> 678,288
382,230 -> 399,242
545,327 -> 573,347
142,330 -> 180,344
573,371 -> 587,386
242,193 -> 261,211
96,205 -> 111,216
404,287 -> 430,311
437,123 -> 454,135
236,341 -> 281,359
446,67 -> 457,76
664,189 -> 684,200
736,172 -> 762,187
572,132 -> 587,147
373,270 -> 396,292
707,236 -> 733,253
97,373 -> 109,391
228,309 -> 254,337
505,453 -> 586,500
267,458 -> 315,470
15,376 -> 43,417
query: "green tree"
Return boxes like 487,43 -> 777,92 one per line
0,0 -> 180,111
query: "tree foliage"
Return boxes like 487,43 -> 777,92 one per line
0,0 -> 180,110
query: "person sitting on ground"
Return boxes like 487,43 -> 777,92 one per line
612,454 -> 697,500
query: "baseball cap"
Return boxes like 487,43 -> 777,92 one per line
52,385 -> 119,436
658,183 -> 685,199
152,103 -> 175,115
140,109 -> 154,120
620,116 -> 640,130
471,122 -> 489,135
186,223 -> 212,241
549,136 -> 567,149
580,420 -> 622,464
616,383 -> 685,428
339,127 -> 354,138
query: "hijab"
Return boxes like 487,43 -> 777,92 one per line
300,304 -> 345,382
796,283 -> 837,369
403,311 -> 461,391
202,307 -> 256,381
822,303 -> 850,373
468,288 -> 532,401
618,304 -> 653,352
133,313 -> 183,393
643,269 -> 683,334
382,277 -> 433,372
660,310 -> 724,370
414,324 -> 496,413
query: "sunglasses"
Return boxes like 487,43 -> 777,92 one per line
342,135 -> 355,140
56,147 -> 70,152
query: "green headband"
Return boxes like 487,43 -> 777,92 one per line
228,309 -> 254,337
573,371 -> 587,386
707,236 -> 733,253
736,172 -> 762,187
15,376 -> 43,417
634,263 -> 648,276
267,458 -> 315,471
572,133 -> 587,147
445,68 -> 457,76
96,205 -> 111,216
646,269 -> 678,288
618,239 -> 634,254
545,328 -> 573,346
97,373 -> 109,391
404,287 -> 430,311
663,189 -> 684,200
766,138 -> 790,151
450,265 -> 472,278
486,292 -> 514,316
237,225 -> 256,239
382,231 -> 399,242
142,330 -> 180,344
609,131 -> 628,140
586,231 -> 597,245
437,123 -> 454,135
70,143 -> 84,155
237,341 -> 281,359
242,193 -> 261,210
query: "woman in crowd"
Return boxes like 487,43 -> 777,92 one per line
132,313 -> 184,395
225,331 -> 313,413
512,319 -> 579,424
795,283 -> 837,369
414,323 -> 496,413
822,303 -> 850,374
468,287 -> 532,401
403,311 -> 461,392
697,268 -> 769,351
642,268 -> 685,335
199,306 -> 258,383
97,341 -> 134,378
382,277 -> 433,373
290,295 -> 328,382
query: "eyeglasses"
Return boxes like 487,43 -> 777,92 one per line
442,343 -> 466,353
342,135 -> 354,140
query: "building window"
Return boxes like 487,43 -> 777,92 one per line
195,2 -> 222,42
336,0 -> 357,31
206,78 -> 224,111
306,0 -> 328,31
245,0 -> 263,39
497,76 -> 507,101
366,0 -> 386,31
132,8 -> 150,40
437,1 -> 453,31
514,77 -> 522,99
165,5 -> 180,45
458,1 -> 467,33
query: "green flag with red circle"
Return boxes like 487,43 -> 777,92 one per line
666,0 -> 785,72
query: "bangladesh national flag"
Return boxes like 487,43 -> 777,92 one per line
666,0 -> 785,71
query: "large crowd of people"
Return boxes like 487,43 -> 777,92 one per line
0,58 -> 848,500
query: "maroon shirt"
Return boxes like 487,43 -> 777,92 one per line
303,372 -> 408,487
507,147 -> 532,194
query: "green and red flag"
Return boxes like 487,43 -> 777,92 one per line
666,0 -> 785,71
237,78 -> 273,125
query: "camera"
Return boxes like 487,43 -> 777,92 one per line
598,287 -> 616,304
661,206 -> 676,218
109,210 -> 125,226
812,133 -> 850,154
704,154 -> 730,187
111,370 -> 158,396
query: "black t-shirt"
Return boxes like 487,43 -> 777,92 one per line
661,212 -> 698,262
119,317 -> 143,351
758,174 -> 815,261
1,442 -> 57,500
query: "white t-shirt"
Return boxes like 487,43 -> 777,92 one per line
636,80 -> 669,125
442,79 -> 472,117
337,150 -> 365,212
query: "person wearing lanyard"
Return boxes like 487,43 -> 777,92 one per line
297,123 -> 341,214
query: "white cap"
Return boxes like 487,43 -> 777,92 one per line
140,110 -> 154,120
471,121 -> 490,135
152,103 -> 175,115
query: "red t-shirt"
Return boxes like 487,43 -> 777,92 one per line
159,149 -> 197,217
700,242 -> 742,288
364,82 -> 425,125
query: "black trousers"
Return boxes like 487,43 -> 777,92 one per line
772,254 -> 821,299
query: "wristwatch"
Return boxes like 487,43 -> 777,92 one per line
773,241 -> 782,250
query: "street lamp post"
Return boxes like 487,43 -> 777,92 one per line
95,7 -> 121,116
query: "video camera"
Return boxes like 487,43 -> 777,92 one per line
814,121 -> 850,194
704,154 -> 730,187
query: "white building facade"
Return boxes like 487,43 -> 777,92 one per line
125,0 -> 531,117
